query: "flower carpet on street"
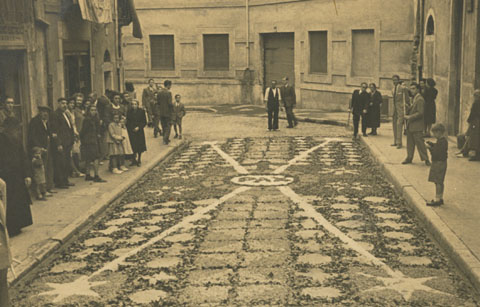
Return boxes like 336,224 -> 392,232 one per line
11,137 -> 479,306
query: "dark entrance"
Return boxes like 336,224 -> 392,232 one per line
449,0 -> 464,135
64,41 -> 91,98
0,50 -> 27,140
263,33 -> 295,89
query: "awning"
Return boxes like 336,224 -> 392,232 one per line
78,0 -> 113,24
118,0 -> 142,39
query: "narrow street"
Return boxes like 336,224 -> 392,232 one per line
10,112 -> 479,306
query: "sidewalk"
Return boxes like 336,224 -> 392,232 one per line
8,130 -> 184,284
359,124 -> 480,291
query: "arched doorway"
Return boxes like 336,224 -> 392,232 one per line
424,14 -> 435,79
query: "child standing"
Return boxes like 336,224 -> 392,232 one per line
32,147 -> 47,201
426,123 -> 448,206
172,94 -> 186,139
108,113 -> 127,174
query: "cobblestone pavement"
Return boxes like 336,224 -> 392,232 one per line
11,130 -> 480,305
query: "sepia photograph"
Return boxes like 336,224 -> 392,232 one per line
1,0 -> 480,305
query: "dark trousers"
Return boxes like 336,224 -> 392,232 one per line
406,130 -> 429,161
152,114 -> 161,137
267,103 -> 279,130
285,106 -> 297,127
353,114 -> 367,136
160,116 -> 172,143
53,145 -> 71,187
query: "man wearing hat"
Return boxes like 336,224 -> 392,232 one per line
27,105 -> 56,195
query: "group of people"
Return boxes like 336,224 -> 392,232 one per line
0,90 -> 150,238
142,79 -> 186,144
350,82 -> 383,138
263,77 -> 298,131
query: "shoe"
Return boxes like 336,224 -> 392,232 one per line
363,133 -> 368,137
112,168 -> 123,174
427,199 -> 443,207
401,159 -> 412,164
396,145 -> 403,149
85,175 -> 94,181
154,134 -> 158,138
45,192 -> 53,197
99,161 -> 104,165
174,135 -> 178,139
137,161 -> 142,166
67,182 -> 75,187
130,160 -> 137,166
78,172 -> 85,177
93,176 -> 106,183
36,195 -> 47,201
120,166 -> 129,171
287,126 -> 293,128
46,189 -> 57,194
391,143 -> 397,146
425,160 -> 431,166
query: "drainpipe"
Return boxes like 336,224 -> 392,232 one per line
418,0 -> 425,81
245,0 -> 250,68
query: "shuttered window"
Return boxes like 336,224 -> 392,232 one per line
150,35 -> 175,70
203,34 -> 229,71
309,31 -> 328,74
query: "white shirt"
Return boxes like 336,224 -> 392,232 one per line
264,87 -> 282,101
63,112 -> 72,129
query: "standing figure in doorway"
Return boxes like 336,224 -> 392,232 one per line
350,82 -> 369,139
264,80 -> 282,131
280,77 -> 297,128
366,83 -> 382,135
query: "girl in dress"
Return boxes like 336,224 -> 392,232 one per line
107,113 -> 127,174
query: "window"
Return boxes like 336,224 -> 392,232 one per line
426,15 -> 435,35
309,31 -> 328,74
203,34 -> 229,71
150,35 -> 175,70
352,29 -> 374,77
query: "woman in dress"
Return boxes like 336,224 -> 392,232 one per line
366,83 -> 382,135
423,78 -> 438,137
126,100 -> 147,166
0,117 -> 33,236
80,105 -> 106,182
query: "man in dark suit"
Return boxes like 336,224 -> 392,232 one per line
350,82 -> 370,139
402,83 -> 431,166
264,80 -> 282,131
281,77 -> 298,128
51,98 -> 75,188
156,80 -> 174,145
27,105 -> 56,194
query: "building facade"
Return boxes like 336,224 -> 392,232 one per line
122,0 -> 416,113
0,0 -> 139,143
420,0 -> 480,135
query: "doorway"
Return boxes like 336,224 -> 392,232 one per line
64,53 -> 91,99
0,50 -> 27,139
449,0 -> 464,135
262,33 -> 295,89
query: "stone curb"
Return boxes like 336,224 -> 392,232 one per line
360,136 -> 480,293
9,141 -> 187,285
